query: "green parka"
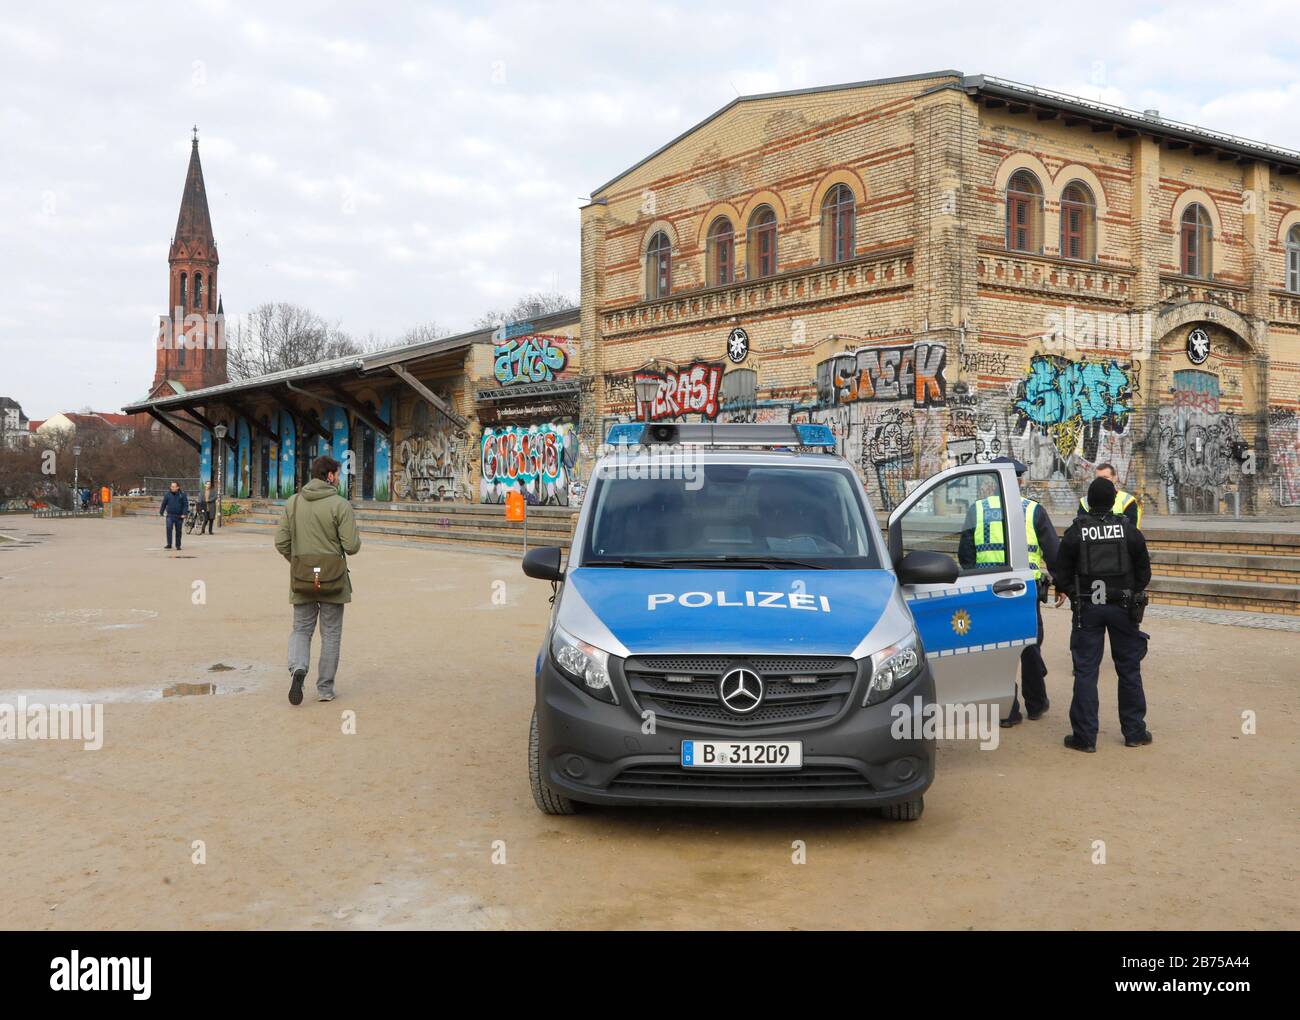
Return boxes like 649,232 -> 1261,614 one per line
274,479 -> 361,604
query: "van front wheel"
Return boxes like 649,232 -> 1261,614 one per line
529,711 -> 579,815
880,796 -> 924,821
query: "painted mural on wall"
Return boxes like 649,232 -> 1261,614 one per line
199,430 -> 212,487
1268,407 -> 1299,507
1144,369 -> 1245,514
480,421 -> 579,506
493,331 -> 577,386
236,419 -> 251,499
394,399 -> 469,502
374,395 -> 392,502
278,412 -> 297,498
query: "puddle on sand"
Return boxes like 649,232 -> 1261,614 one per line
0,663 -> 271,706
162,682 -> 215,697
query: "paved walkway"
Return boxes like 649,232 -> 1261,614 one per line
1145,604 -> 1300,632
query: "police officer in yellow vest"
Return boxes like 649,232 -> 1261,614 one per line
957,457 -> 1060,728
1080,463 -> 1141,528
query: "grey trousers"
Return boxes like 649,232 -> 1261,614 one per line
288,602 -> 345,697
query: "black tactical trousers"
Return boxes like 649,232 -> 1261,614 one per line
1006,601 -> 1048,721
1068,601 -> 1149,745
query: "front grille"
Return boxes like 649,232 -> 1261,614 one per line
622,654 -> 861,729
609,764 -> 872,793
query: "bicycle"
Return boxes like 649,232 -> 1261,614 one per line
185,501 -> 206,534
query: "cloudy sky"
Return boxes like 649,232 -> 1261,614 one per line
3,1 -> 1298,417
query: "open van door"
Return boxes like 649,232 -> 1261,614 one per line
886,463 -> 1038,713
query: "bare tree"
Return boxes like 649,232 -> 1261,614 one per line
474,291 -> 576,331
226,303 -> 365,380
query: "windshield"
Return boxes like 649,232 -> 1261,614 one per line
581,461 -> 881,569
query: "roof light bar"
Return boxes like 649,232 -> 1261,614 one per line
603,422 -> 836,448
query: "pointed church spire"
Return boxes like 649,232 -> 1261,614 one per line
172,129 -> 217,258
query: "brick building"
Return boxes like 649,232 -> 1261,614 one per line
577,70 -> 1300,515
125,72 -> 1300,516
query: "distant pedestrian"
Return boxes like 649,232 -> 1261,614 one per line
159,481 -> 188,550
274,456 -> 361,705
201,481 -> 216,534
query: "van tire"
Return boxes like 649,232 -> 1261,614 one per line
880,796 -> 924,821
529,710 -> 579,815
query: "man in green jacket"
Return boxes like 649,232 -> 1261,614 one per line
274,455 -> 361,705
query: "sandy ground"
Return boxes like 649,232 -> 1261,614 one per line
0,514 -> 1296,931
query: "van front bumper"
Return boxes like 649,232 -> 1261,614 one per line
535,656 -> 936,808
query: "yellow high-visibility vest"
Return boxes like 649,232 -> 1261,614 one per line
974,496 -> 1046,579
1080,488 -> 1142,528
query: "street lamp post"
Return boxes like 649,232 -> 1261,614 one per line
72,445 -> 82,509
634,375 -> 659,423
212,424 -> 227,530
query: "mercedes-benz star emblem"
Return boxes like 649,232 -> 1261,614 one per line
718,667 -> 764,714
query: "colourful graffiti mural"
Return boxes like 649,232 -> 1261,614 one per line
816,341 -> 947,408
494,334 -> 573,385
480,422 -> 577,505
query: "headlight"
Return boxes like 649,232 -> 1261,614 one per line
863,631 -> 923,706
551,625 -> 617,704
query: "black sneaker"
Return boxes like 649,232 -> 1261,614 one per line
1063,734 -> 1096,753
1027,699 -> 1050,721
1000,715 -> 1022,729
288,668 -> 306,706
1124,731 -> 1153,747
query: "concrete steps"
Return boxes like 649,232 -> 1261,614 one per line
229,500 -> 575,551
225,499 -> 1300,617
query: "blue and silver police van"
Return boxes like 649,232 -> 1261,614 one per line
522,423 -> 1038,819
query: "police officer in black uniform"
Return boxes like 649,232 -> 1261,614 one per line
1052,477 -> 1153,752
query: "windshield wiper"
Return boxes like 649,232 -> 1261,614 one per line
655,555 -> 830,570
583,558 -> 674,568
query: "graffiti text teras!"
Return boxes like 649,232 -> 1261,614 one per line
638,362 -> 723,421
816,342 -> 947,408
494,334 -> 571,386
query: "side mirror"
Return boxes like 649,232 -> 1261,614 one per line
522,546 -> 564,582
896,549 -> 959,586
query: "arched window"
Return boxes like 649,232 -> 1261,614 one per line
821,185 -> 855,264
645,231 -> 672,299
207,276 -> 214,311
179,272 -> 187,309
194,273 -> 203,310
1180,203 -> 1213,278
706,217 -> 734,286
1060,181 -> 1096,261
747,205 -> 778,278
1287,225 -> 1300,293
1006,170 -> 1043,253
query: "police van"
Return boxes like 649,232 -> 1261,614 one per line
522,423 -> 1038,819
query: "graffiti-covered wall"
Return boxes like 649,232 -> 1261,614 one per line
393,395 -> 471,502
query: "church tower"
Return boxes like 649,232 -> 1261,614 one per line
151,129 -> 227,396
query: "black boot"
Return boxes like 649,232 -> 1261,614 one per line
1124,730 -> 1153,747
1063,734 -> 1096,753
